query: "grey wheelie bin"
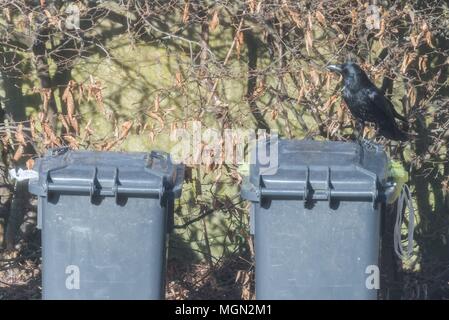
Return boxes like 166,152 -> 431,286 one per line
28,148 -> 184,300
241,139 -> 395,300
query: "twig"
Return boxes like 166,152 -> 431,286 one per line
206,10 -> 246,106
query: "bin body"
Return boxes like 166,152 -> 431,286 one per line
29,149 -> 183,300
241,139 -> 390,300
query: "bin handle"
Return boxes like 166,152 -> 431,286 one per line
393,184 -> 415,261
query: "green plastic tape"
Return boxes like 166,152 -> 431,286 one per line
388,160 -> 409,203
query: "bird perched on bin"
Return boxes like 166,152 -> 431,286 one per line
327,62 -> 408,142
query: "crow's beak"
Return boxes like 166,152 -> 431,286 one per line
326,64 -> 343,73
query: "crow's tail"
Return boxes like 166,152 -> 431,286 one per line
380,125 -> 409,142
393,128 -> 409,142
392,109 -> 407,122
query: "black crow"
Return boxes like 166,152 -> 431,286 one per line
327,62 -> 408,142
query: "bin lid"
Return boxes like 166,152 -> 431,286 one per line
241,139 -> 393,206
28,147 -> 184,200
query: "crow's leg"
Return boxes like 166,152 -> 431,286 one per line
356,122 -> 377,151
355,121 -> 365,146
355,121 -> 365,140
374,127 -> 387,143
361,138 -> 378,151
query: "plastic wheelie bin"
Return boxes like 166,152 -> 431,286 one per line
28,148 -> 184,300
241,139 -> 395,300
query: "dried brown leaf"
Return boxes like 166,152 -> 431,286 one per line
209,10 -> 219,31
77,83 -> 84,104
325,73 -> 332,91
236,31 -> 244,59
310,69 -> 320,86
419,55 -> 428,73
407,87 -> 417,107
248,0 -> 256,14
4,7 -> 11,22
70,116 -> 79,136
320,95 -> 338,112
307,13 -> 313,30
29,116 -> 37,140
401,53 -> 416,74
42,122 -> 61,147
88,76 -> 105,114
148,112 -> 165,131
63,135 -> 79,149
315,11 -> 326,26
148,130 -> 155,142
58,114 -> 71,133
103,140 -> 117,151
118,120 -> 133,140
182,0 -> 190,24
410,32 -> 421,49
62,80 -> 76,119
282,1 -> 302,28
39,88 -> 52,115
154,94 -> 160,112
305,30 -> 313,55
13,145 -> 24,162
80,119 -> 93,143
297,87 -> 305,103
351,8 -> 357,25
15,123 -> 26,146
26,158 -> 34,170
425,31 -> 434,48
374,18 -> 385,38
175,72 -> 183,87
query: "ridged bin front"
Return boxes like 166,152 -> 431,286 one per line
28,148 -> 184,300
241,139 -> 391,300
